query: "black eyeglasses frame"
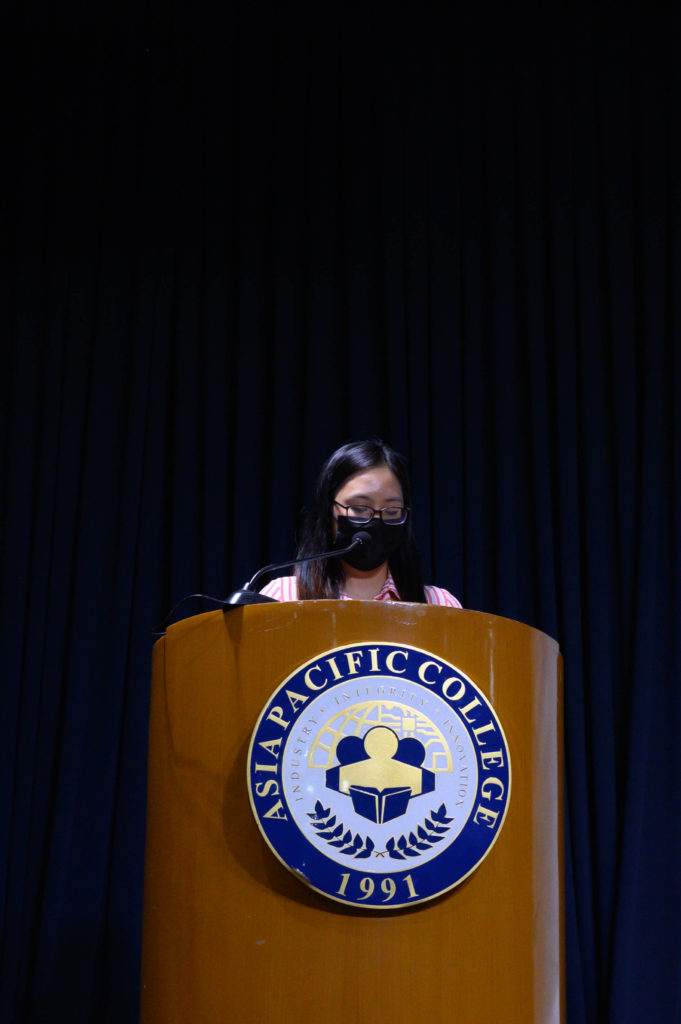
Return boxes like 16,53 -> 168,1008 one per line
333,501 -> 411,526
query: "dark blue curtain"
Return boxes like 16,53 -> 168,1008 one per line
2,3 -> 679,1021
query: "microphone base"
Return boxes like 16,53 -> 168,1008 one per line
223,589 -> 278,607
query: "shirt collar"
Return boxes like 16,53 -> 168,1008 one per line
377,571 -> 401,600
340,570 -> 401,601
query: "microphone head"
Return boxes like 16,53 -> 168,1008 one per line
350,530 -> 373,548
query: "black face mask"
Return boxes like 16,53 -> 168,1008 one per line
333,515 -> 406,572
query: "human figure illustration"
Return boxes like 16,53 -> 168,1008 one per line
326,726 -> 435,800
337,726 -> 424,795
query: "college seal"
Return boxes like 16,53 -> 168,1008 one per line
247,642 -> 511,909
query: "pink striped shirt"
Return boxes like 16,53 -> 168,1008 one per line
260,571 -> 461,607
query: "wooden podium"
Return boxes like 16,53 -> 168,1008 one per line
140,601 -> 563,1023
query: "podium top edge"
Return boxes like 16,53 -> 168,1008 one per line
156,600 -> 560,653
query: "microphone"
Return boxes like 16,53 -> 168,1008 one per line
224,532 -> 372,607
151,532 -> 374,634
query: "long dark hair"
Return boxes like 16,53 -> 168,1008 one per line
296,439 -> 426,602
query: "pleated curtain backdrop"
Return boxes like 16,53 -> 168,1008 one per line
1,3 -> 680,1022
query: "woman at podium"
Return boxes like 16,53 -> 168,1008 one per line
260,439 -> 461,607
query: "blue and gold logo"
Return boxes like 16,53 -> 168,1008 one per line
247,643 -> 511,909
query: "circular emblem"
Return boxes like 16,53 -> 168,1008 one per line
247,643 -> 511,909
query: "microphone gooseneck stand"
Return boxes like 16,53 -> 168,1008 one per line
224,532 -> 370,606
152,532 -> 371,634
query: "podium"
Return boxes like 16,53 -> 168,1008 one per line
140,601 -> 563,1023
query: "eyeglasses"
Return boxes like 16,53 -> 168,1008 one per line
333,501 -> 410,525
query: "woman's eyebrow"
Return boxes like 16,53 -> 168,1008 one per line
345,493 -> 403,503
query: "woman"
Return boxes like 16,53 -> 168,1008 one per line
260,439 -> 461,606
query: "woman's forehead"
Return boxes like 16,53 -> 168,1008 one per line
335,465 -> 403,500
